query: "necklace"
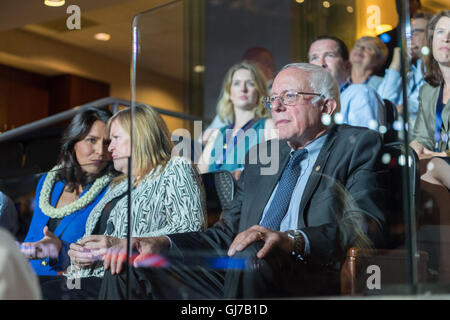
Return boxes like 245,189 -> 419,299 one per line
39,165 -> 111,219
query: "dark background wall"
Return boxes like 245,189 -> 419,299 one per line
0,64 -> 110,178
48,74 -> 110,115
0,64 -> 49,131
0,64 -> 110,131
203,0 -> 291,123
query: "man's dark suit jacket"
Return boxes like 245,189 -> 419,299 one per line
168,124 -> 388,297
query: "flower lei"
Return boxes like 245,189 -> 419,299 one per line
39,165 -> 111,219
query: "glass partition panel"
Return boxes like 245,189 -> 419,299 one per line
127,0 -> 450,301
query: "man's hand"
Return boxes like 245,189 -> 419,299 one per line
103,237 -> 131,275
133,236 -> 171,268
21,226 -> 62,260
102,236 -> 171,274
227,225 -> 294,259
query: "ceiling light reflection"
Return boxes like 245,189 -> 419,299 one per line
94,33 -> 111,41
44,0 -> 65,7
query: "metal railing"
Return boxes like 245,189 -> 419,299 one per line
0,97 -> 204,143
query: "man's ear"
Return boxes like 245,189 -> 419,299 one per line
344,60 -> 352,75
345,60 -> 352,74
321,98 -> 337,115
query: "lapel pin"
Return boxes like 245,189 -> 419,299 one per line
315,165 -> 321,171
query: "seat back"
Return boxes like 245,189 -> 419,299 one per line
384,141 -> 420,197
340,143 -> 426,295
382,142 -> 420,248
200,170 -> 236,226
383,99 -> 398,143
341,247 -> 429,295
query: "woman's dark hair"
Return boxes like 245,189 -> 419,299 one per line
57,107 -> 112,192
423,10 -> 450,87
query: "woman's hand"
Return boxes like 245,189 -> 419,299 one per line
230,169 -> 243,180
389,47 -> 409,73
389,47 -> 401,72
410,140 -> 425,157
68,242 -> 94,268
411,140 -> 446,159
67,235 -> 121,268
21,226 -> 62,260
422,148 -> 446,158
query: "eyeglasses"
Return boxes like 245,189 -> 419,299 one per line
263,91 -> 324,110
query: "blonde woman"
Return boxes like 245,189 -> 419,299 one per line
40,105 -> 206,299
198,62 -> 275,179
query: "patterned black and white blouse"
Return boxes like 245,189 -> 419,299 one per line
67,156 -> 206,279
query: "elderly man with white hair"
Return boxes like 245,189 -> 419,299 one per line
99,63 -> 387,299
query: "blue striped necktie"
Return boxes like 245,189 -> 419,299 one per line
259,149 -> 307,230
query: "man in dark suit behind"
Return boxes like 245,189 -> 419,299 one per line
99,63 -> 388,299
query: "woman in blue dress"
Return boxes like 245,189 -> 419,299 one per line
198,62 -> 275,179
21,107 -> 113,275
